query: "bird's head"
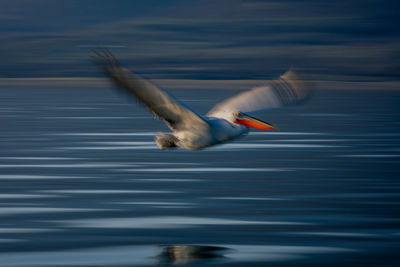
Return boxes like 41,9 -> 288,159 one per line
233,112 -> 277,130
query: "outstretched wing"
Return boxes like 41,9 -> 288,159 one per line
206,70 -> 311,122
93,50 -> 208,132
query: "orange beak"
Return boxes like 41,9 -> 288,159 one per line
233,112 -> 277,130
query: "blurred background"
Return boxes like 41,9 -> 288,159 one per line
0,0 -> 399,81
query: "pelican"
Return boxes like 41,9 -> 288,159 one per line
93,50 -> 311,150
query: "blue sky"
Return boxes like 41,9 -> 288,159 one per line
0,0 -> 399,80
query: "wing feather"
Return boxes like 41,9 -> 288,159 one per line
207,70 -> 311,122
93,50 -> 208,132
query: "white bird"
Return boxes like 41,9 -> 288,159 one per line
93,50 -> 311,150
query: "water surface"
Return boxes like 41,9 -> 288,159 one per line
0,87 -> 399,266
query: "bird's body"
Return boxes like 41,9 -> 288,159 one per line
171,117 -> 248,150
94,50 -> 311,150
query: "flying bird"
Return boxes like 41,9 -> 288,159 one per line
93,50 -> 311,150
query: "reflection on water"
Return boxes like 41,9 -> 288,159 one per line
157,245 -> 228,265
0,243 -> 357,266
0,244 -> 358,266
0,88 -> 399,266
157,244 -> 356,265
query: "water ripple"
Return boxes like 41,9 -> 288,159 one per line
211,143 -> 344,150
38,190 -> 179,194
0,163 -> 136,168
0,207 -> 109,215
120,167 -> 289,172
58,216 -> 311,229
49,132 -> 157,136
0,175 -> 91,180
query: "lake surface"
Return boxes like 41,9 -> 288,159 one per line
0,85 -> 399,266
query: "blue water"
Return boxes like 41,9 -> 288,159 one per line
0,86 -> 399,266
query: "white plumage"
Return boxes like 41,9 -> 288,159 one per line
94,50 -> 311,150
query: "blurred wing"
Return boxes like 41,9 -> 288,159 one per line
93,50 -> 208,131
207,70 -> 311,122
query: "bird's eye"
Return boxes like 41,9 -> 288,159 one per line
234,112 -> 244,119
